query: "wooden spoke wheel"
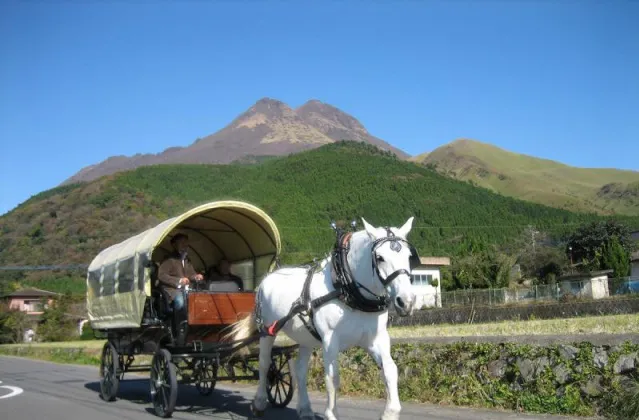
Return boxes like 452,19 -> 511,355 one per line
194,359 -> 218,396
266,352 -> 294,408
150,348 -> 178,418
99,341 -> 120,402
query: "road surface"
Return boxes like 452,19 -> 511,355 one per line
0,356 -> 596,420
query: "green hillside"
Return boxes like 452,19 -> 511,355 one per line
2,141 -> 638,294
412,139 -> 639,216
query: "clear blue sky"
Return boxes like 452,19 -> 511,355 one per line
1,1 -> 638,216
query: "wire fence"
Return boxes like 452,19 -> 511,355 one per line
389,294 -> 639,327
2,263 -> 638,311
436,276 -> 639,308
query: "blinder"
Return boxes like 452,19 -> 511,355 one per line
371,230 -> 420,288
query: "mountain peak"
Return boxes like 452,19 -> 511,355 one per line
254,97 -> 288,107
61,97 -> 408,184
229,97 -> 296,130
247,97 -> 294,116
297,99 -> 368,135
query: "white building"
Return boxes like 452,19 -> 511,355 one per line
557,269 -> 613,300
411,256 -> 450,309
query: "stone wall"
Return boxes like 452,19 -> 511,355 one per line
1,338 -> 638,418
305,340 -> 639,419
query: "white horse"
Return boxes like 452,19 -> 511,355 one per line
224,217 -> 418,420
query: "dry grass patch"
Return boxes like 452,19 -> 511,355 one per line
388,313 -> 639,339
0,340 -> 107,349
2,313 -> 637,352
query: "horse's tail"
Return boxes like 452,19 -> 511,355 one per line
221,288 -> 261,356
227,311 -> 258,343
224,310 -> 258,356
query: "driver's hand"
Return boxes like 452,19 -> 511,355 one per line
194,274 -> 204,281
179,277 -> 190,285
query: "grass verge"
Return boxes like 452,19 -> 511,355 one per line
388,313 -> 639,339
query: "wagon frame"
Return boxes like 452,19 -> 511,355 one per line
87,201 -> 297,417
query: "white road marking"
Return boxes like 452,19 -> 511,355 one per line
0,380 -> 24,399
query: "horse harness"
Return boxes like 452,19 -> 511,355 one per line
259,227 -> 419,342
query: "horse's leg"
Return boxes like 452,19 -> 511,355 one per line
294,345 -> 314,420
251,334 -> 275,417
367,329 -> 401,420
322,333 -> 340,420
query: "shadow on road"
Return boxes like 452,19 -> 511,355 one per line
84,379 -> 322,419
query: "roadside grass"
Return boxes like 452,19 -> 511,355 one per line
387,313 -> 639,339
0,340 -> 107,349
2,313 -> 637,352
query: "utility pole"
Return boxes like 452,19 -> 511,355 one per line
569,246 -> 573,273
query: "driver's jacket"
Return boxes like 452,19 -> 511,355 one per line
157,252 -> 198,302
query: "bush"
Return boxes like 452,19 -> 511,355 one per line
37,292 -> 77,342
80,321 -> 96,340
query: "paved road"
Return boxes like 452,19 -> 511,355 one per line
0,356 -> 596,420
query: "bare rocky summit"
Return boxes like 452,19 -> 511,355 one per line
62,98 -> 409,184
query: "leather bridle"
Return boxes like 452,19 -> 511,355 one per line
331,226 -> 419,312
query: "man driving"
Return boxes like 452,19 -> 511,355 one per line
157,233 -> 204,344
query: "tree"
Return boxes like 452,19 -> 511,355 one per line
37,292 -> 76,342
520,246 -> 569,284
439,265 -> 455,291
0,302 -> 29,344
451,245 -> 515,289
565,220 -> 634,265
505,226 -> 567,285
602,236 -> 631,278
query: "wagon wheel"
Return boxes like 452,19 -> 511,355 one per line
267,352 -> 294,408
195,359 -> 218,396
99,341 -> 120,402
150,348 -> 178,418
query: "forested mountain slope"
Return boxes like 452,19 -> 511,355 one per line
2,142 -> 637,273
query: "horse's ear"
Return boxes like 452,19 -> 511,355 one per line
361,218 -> 378,240
397,216 -> 414,238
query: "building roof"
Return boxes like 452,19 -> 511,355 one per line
559,269 -> 614,281
5,288 -> 60,298
418,256 -> 451,266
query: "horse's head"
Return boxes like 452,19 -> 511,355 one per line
361,217 -> 418,317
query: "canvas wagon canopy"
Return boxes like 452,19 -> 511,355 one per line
87,200 -> 281,329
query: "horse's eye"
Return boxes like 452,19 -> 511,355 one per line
376,255 -> 384,262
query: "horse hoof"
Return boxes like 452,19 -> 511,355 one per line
250,401 -> 265,417
380,412 -> 400,420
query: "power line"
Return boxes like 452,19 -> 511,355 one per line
279,223 -> 590,230
0,264 -> 88,271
